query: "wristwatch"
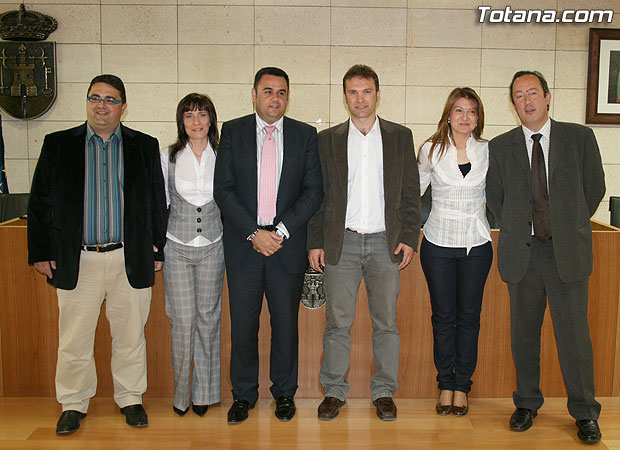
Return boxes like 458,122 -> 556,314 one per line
275,228 -> 287,239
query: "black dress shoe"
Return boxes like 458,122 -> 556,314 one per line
510,408 -> 537,431
56,410 -> 86,434
192,404 -> 208,417
120,404 -> 148,427
576,419 -> 602,444
227,399 -> 254,424
173,405 -> 189,416
275,396 -> 296,421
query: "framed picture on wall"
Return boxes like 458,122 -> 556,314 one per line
586,28 -> 620,124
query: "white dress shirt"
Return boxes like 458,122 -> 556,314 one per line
345,117 -> 386,233
161,143 -> 221,247
418,136 -> 491,253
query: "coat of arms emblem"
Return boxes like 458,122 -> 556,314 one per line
0,4 -> 57,119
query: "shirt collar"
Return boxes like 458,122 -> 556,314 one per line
183,140 -> 214,153
87,123 -> 122,143
521,117 -> 551,142
348,115 -> 381,138
256,113 -> 284,134
448,133 -> 476,149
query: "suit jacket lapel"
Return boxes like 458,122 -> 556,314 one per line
244,115 -> 258,206
67,124 -> 87,223
279,117 -> 295,201
121,124 -> 138,195
511,128 -> 531,186
332,121 -> 349,198
548,119 -> 564,180
379,117 -> 397,198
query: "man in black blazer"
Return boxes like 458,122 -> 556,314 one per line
307,65 -> 420,421
486,71 -> 605,443
213,67 -> 323,423
28,74 -> 167,434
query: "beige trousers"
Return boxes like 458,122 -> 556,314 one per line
56,248 -> 151,413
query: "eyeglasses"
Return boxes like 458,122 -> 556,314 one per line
87,95 -> 122,105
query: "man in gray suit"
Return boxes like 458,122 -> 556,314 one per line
307,64 -> 420,421
486,70 -> 605,443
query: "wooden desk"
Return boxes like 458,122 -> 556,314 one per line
1,218 -> 619,399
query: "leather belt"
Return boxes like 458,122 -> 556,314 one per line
258,225 -> 276,231
81,243 -> 123,252
346,228 -> 383,235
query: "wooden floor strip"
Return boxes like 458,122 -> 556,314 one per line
1,397 -> 619,449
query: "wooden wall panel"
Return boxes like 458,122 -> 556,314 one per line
589,232 -> 620,397
1,220 -> 619,400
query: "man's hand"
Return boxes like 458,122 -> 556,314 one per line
394,243 -> 414,270
34,261 -> 56,279
308,248 -> 325,273
252,230 -> 283,256
153,245 -> 163,271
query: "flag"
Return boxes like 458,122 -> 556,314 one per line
0,111 -> 7,193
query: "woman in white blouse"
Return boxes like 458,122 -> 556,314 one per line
418,87 -> 493,417
161,93 -> 225,417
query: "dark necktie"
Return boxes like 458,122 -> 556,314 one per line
531,133 -> 551,242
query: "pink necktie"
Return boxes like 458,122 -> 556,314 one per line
258,125 -> 277,224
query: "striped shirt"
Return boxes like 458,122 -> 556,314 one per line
255,113 -> 284,226
82,124 -> 124,245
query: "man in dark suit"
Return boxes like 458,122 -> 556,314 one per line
307,65 -> 420,421
486,70 -> 605,443
28,74 -> 167,434
213,67 -> 323,423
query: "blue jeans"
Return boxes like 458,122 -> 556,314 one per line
419,237 -> 492,393
320,230 -> 401,401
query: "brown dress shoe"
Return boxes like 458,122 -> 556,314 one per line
318,396 -> 345,421
373,397 -> 397,421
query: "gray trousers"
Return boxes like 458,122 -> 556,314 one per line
320,230 -> 401,401
163,239 -> 225,410
508,238 -> 601,420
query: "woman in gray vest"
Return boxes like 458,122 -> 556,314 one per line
161,93 -> 225,417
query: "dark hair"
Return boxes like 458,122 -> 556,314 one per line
342,64 -> 379,93
88,74 -> 126,103
418,87 -> 486,163
254,67 -> 289,90
509,70 -> 550,104
169,93 -> 219,162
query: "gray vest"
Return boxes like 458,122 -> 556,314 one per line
167,156 -> 222,243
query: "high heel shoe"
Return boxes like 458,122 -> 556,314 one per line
435,390 -> 453,416
436,401 -> 453,415
192,404 -> 208,417
173,405 -> 189,416
452,393 -> 468,416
